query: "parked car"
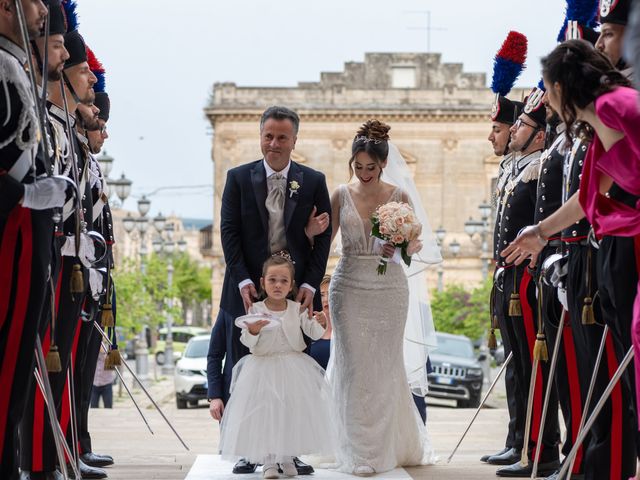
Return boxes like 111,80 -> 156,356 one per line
427,332 -> 486,408
154,326 -> 209,365
174,334 -> 211,409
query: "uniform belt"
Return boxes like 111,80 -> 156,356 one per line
607,182 -> 640,209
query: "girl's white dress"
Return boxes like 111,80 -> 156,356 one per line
219,300 -> 335,464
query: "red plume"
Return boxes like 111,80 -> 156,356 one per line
86,46 -> 104,73
496,31 -> 528,65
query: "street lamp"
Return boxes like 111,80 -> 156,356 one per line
153,220 -> 183,374
96,151 -> 114,178
464,201 -> 492,280
109,173 -> 132,205
435,226 -> 446,292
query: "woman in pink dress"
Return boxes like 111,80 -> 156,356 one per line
502,39 -> 640,445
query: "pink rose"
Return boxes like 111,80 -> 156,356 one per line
392,234 -> 405,244
380,225 -> 389,235
395,216 -> 405,226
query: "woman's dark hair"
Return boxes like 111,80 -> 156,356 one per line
349,120 -> 391,179
541,39 -> 630,138
260,106 -> 300,135
260,254 -> 298,300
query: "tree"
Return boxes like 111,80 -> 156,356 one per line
430,280 -> 493,341
112,254 -> 212,337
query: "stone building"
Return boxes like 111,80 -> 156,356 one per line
204,52 -> 528,312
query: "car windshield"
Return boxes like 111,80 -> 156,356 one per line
184,338 -> 209,358
436,336 -> 474,358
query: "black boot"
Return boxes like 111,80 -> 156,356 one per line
80,452 -> 114,468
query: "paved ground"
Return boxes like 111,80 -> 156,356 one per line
88,365 -> 511,480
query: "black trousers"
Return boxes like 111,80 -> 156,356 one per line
0,208 -> 53,479
19,255 -> 87,472
493,281 -> 525,451
71,305 -> 103,455
537,247 -> 585,471
502,265 -> 560,463
588,236 -> 639,480
566,242 -> 637,480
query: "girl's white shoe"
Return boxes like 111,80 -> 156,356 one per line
280,462 -> 297,477
353,465 -> 375,476
263,466 -> 279,479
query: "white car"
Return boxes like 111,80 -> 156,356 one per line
174,334 -> 210,409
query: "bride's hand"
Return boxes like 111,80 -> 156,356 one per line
381,243 -> 396,258
407,239 -> 423,256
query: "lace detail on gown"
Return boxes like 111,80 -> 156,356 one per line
327,185 -> 435,473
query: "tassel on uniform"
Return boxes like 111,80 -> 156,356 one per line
45,345 -> 62,373
509,292 -> 522,316
70,264 -> 84,293
488,329 -> 498,350
105,347 -> 121,370
101,303 -> 114,327
582,296 -> 596,325
533,333 -> 549,361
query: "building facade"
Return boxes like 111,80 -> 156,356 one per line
204,52 -> 528,313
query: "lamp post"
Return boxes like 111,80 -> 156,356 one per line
108,173 -> 132,207
464,201 -> 492,281
153,218 -> 188,375
434,227 -> 462,292
121,196 -> 154,384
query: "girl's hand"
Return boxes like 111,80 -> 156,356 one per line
247,319 -> 270,335
382,243 -> 396,258
313,311 -> 327,328
407,239 -> 423,256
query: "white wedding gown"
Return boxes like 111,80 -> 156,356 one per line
328,185 -> 434,474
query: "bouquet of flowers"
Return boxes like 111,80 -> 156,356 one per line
371,201 -> 422,275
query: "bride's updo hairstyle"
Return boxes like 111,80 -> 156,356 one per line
541,39 -> 630,139
349,120 -> 391,179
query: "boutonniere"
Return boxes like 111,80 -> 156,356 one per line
289,180 -> 300,198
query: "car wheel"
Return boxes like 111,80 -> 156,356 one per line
176,395 -> 188,409
155,351 -> 165,365
457,399 -> 468,408
469,394 -> 482,408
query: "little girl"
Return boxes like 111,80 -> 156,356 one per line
219,254 -> 335,479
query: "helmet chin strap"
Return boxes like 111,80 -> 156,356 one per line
62,71 -> 81,104
502,139 -> 511,156
519,127 -> 541,153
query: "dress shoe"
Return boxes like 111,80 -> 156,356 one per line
81,452 -> 114,468
263,465 -> 279,479
293,457 -> 314,475
487,447 -> 522,465
233,458 -> 257,474
67,458 -> 107,479
481,447 -> 509,463
496,460 -> 560,477
19,471 -> 64,480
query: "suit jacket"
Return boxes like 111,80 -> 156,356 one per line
240,300 -> 325,354
207,159 -> 331,402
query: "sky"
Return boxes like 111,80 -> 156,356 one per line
78,0 -> 566,221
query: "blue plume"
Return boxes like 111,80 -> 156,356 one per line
94,71 -> 106,94
557,18 -> 569,42
62,0 -> 79,32
567,0 -> 599,26
491,58 -> 524,96
537,78 -> 545,91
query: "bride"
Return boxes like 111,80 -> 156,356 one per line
327,120 -> 441,475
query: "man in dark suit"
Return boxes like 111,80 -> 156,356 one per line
207,106 -> 331,474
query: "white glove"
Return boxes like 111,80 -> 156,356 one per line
89,268 -> 105,300
21,177 -> 67,210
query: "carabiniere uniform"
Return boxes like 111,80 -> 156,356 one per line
497,144 -> 561,466
562,135 -> 638,480
489,96 -> 526,462
0,35 -> 57,479
19,30 -> 95,476
534,119 -> 586,475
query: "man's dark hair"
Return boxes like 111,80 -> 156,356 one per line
260,106 -> 300,135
